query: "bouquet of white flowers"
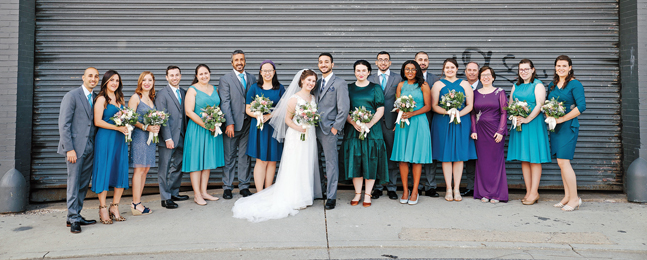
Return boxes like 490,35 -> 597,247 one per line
350,106 -> 373,140
504,99 -> 530,131
201,105 -> 226,137
110,107 -> 139,142
392,95 -> 416,128
249,95 -> 273,130
440,89 -> 465,124
293,102 -> 320,141
541,97 -> 566,132
142,109 -> 170,145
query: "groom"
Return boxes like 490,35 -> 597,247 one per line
315,53 -> 350,210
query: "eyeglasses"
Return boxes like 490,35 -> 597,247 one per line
480,74 -> 493,78
405,69 -> 417,73
377,59 -> 390,63
519,68 -> 532,73
261,70 -> 275,74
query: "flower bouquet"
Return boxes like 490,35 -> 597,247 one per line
249,94 -> 273,130
142,109 -> 170,145
541,97 -> 566,132
392,95 -> 416,128
350,106 -> 373,140
201,105 -> 226,137
294,102 -> 320,141
505,98 -> 530,131
110,107 -> 139,142
440,89 -> 465,124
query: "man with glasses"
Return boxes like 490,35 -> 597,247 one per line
368,51 -> 402,200
461,61 -> 483,197
414,51 -> 440,197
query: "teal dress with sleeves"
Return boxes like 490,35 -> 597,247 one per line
546,79 -> 586,160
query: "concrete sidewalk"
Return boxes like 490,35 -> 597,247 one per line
0,189 -> 645,260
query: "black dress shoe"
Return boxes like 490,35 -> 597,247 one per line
171,195 -> 189,201
70,222 -> 82,234
325,199 -> 336,210
460,188 -> 474,197
223,189 -> 233,199
371,189 -> 382,199
240,189 -> 253,197
425,188 -> 440,197
161,199 -> 179,209
387,191 -> 398,200
66,216 -> 97,227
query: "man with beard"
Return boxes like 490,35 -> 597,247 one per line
219,50 -> 256,199
415,51 -> 440,197
461,61 -> 483,197
368,51 -> 402,200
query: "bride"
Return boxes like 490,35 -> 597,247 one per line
232,69 -> 323,223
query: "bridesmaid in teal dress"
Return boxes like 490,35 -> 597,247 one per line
546,55 -> 586,211
340,60 -> 389,207
391,60 -> 433,205
182,64 -> 225,206
506,59 -> 551,205
92,70 -> 130,224
430,58 -> 476,202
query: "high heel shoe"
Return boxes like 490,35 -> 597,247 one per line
522,196 -> 539,205
109,203 -> 126,221
481,197 -> 490,203
400,191 -> 410,204
408,191 -> 419,205
553,202 -> 565,208
131,202 -> 152,216
453,189 -> 462,202
98,205 -> 112,224
351,192 -> 361,206
562,198 -> 582,211
363,193 -> 372,207
445,189 -> 453,201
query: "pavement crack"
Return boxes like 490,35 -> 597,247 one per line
568,244 -> 583,257
324,204 -> 331,260
42,251 -> 49,259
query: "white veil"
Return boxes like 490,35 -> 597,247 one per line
270,69 -> 307,143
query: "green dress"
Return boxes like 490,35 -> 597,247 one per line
182,86 -> 226,172
340,82 -> 389,183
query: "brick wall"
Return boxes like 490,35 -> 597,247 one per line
0,0 -> 19,177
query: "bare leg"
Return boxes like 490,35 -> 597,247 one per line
399,162 -> 410,200
364,179 -> 376,204
265,162 -> 277,189
201,169 -> 218,200
253,159 -> 267,191
190,171 -> 206,204
558,159 -> 579,208
452,161 -> 464,191
527,163 -> 542,201
558,161 -> 570,205
352,177 -> 363,202
131,167 -> 148,212
111,188 -> 125,219
411,164 -> 422,201
521,162 -> 531,201
442,162 -> 453,189
98,191 -> 109,221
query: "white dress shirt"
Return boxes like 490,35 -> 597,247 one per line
234,69 -> 247,86
471,80 -> 480,90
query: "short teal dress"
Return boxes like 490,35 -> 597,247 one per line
506,79 -> 551,163
182,86 -> 225,172
390,82 -> 433,164
340,83 -> 389,182
547,79 -> 586,160
431,79 -> 477,162
92,104 -> 129,193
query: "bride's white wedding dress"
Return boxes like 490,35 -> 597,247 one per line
232,94 -> 321,223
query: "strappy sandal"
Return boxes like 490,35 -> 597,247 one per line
98,205 -> 112,224
350,192 -> 361,206
453,189 -> 463,202
363,193 -> 372,207
445,189 -> 453,202
131,202 -> 152,216
109,203 -> 127,221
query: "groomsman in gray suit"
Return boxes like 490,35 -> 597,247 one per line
219,50 -> 256,199
58,67 -> 99,233
461,61 -> 483,197
315,53 -> 350,210
368,51 -> 402,200
155,65 -> 189,209
415,51 -> 441,197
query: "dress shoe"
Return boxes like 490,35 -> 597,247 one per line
240,188 -> 253,197
425,188 -> 440,197
161,199 -> 179,209
325,199 -> 336,210
223,189 -> 233,199
460,188 -> 474,197
387,191 -> 398,200
371,189 -> 382,199
66,216 -> 96,227
171,195 -> 189,201
70,222 -> 82,234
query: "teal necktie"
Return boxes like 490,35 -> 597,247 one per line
176,89 -> 182,105
87,93 -> 92,108
239,73 -> 247,90
380,74 -> 387,90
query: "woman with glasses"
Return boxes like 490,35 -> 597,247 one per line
245,60 -> 285,191
507,59 -> 551,205
470,66 -> 508,203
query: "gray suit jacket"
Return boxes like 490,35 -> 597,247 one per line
368,71 -> 402,130
155,85 -> 187,147
424,71 -> 440,130
314,74 -> 350,135
58,86 -> 96,155
219,70 -> 257,132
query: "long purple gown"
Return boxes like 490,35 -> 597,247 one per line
470,87 -> 509,202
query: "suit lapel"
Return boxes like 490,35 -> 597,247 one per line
232,73 -> 245,96
78,87 -> 93,118
319,76 -> 333,101
167,85 -> 181,111
385,72 -> 396,94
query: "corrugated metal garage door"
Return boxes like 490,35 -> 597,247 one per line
31,0 -> 621,200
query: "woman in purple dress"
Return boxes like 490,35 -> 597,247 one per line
470,66 -> 508,203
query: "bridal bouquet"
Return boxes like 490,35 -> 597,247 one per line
440,89 -> 465,124
249,95 -> 273,130
294,102 -> 320,141
505,98 -> 530,132
142,109 -> 170,145
541,97 -> 566,132
201,105 -> 226,137
392,95 -> 416,128
110,107 -> 139,142
350,106 -> 373,140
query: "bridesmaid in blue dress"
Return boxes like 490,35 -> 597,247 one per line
127,71 -> 159,216
92,70 -> 130,224
431,58 -> 476,202
182,64 -> 226,205
546,55 -> 586,211
506,59 -> 551,205
246,60 -> 285,191
390,60 -> 433,205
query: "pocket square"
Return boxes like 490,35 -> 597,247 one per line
330,86 -> 335,92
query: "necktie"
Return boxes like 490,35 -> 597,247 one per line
176,89 -> 182,105
380,74 -> 387,90
239,73 -> 247,90
87,93 -> 93,108
321,79 -> 326,89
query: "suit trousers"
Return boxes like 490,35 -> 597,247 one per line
420,162 -> 438,191
374,122 -> 399,192
223,119 -> 252,190
158,145 -> 184,200
464,159 -> 476,190
66,139 -> 93,223
316,127 -> 340,200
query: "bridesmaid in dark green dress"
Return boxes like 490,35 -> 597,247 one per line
340,60 -> 389,207
546,55 -> 586,211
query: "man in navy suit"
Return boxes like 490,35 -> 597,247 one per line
415,51 -> 440,197
461,61 -> 483,197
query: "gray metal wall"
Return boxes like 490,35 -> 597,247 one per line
31,0 -> 621,199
